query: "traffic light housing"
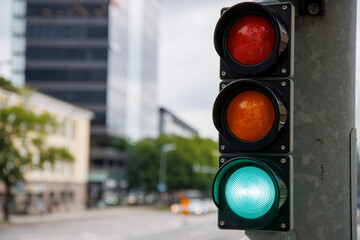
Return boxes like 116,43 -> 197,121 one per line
213,156 -> 293,231
211,1 -> 294,232
213,79 -> 293,153
214,2 -> 294,79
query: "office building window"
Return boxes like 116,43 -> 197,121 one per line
26,25 -> 108,39
26,69 -> 107,82
42,90 -> 107,104
27,47 -> 108,61
27,3 -> 108,18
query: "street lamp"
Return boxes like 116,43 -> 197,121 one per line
158,144 -> 176,199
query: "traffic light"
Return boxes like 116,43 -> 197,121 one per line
211,2 -> 294,232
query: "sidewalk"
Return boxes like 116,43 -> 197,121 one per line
0,206 -> 153,227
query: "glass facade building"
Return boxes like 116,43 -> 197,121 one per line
24,0 -> 109,132
107,0 -> 159,140
14,0 -> 159,140
13,0 -> 160,206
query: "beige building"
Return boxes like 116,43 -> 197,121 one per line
0,88 -> 93,214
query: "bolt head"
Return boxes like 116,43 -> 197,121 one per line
281,81 -> 286,87
307,3 -> 320,15
281,145 -> 286,151
221,84 -> 226,89
220,158 -> 225,163
281,158 -> 286,164
280,223 -> 286,229
220,220 -> 225,226
221,71 -> 226,77
220,145 -> 226,151
281,68 -> 287,74
282,5 -> 288,11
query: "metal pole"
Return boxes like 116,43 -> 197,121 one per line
247,0 -> 357,239
159,148 -> 166,190
158,144 -> 176,201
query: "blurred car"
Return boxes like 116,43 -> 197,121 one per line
104,190 -> 120,206
127,191 -> 159,205
170,190 -> 216,215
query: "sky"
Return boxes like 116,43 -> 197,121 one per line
0,0 -> 359,140
158,0 -> 244,140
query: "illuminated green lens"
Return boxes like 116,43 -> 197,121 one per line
225,166 -> 276,219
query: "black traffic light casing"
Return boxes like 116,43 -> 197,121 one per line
214,2 -> 294,79
211,1 -> 295,233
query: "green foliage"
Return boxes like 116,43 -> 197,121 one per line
0,106 -> 73,185
109,137 -> 132,151
126,135 -> 218,194
0,77 -> 19,94
0,77 -> 34,98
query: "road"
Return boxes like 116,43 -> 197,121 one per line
0,207 -> 247,240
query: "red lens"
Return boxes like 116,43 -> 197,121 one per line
227,15 -> 276,65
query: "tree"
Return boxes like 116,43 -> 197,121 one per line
0,93 -> 73,221
126,135 -> 218,194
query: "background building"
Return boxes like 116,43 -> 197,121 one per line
12,0 -> 160,206
0,87 -> 93,215
107,0 -> 159,141
159,107 -> 198,138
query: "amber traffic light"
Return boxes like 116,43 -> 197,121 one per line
213,79 -> 293,153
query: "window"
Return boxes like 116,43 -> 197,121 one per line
92,112 -> 106,124
27,47 -> 108,61
26,25 -> 108,39
27,3 -> 108,18
42,90 -> 107,104
26,69 -> 107,82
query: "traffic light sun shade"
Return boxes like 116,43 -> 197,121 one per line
227,15 -> 276,65
226,90 -> 275,142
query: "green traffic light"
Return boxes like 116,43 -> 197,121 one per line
225,166 -> 276,219
212,157 -> 290,230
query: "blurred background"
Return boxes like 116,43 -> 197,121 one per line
0,0 -> 359,240
0,0 -> 248,239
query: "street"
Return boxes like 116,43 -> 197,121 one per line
0,207 -> 247,240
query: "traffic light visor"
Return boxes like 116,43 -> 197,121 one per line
226,91 -> 275,142
227,15 -> 276,65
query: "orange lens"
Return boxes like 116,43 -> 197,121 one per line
226,91 -> 275,141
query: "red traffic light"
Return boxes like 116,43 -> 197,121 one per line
227,15 -> 276,65
214,2 -> 294,78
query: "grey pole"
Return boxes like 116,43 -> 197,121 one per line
246,1 -> 357,240
158,144 -> 176,202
